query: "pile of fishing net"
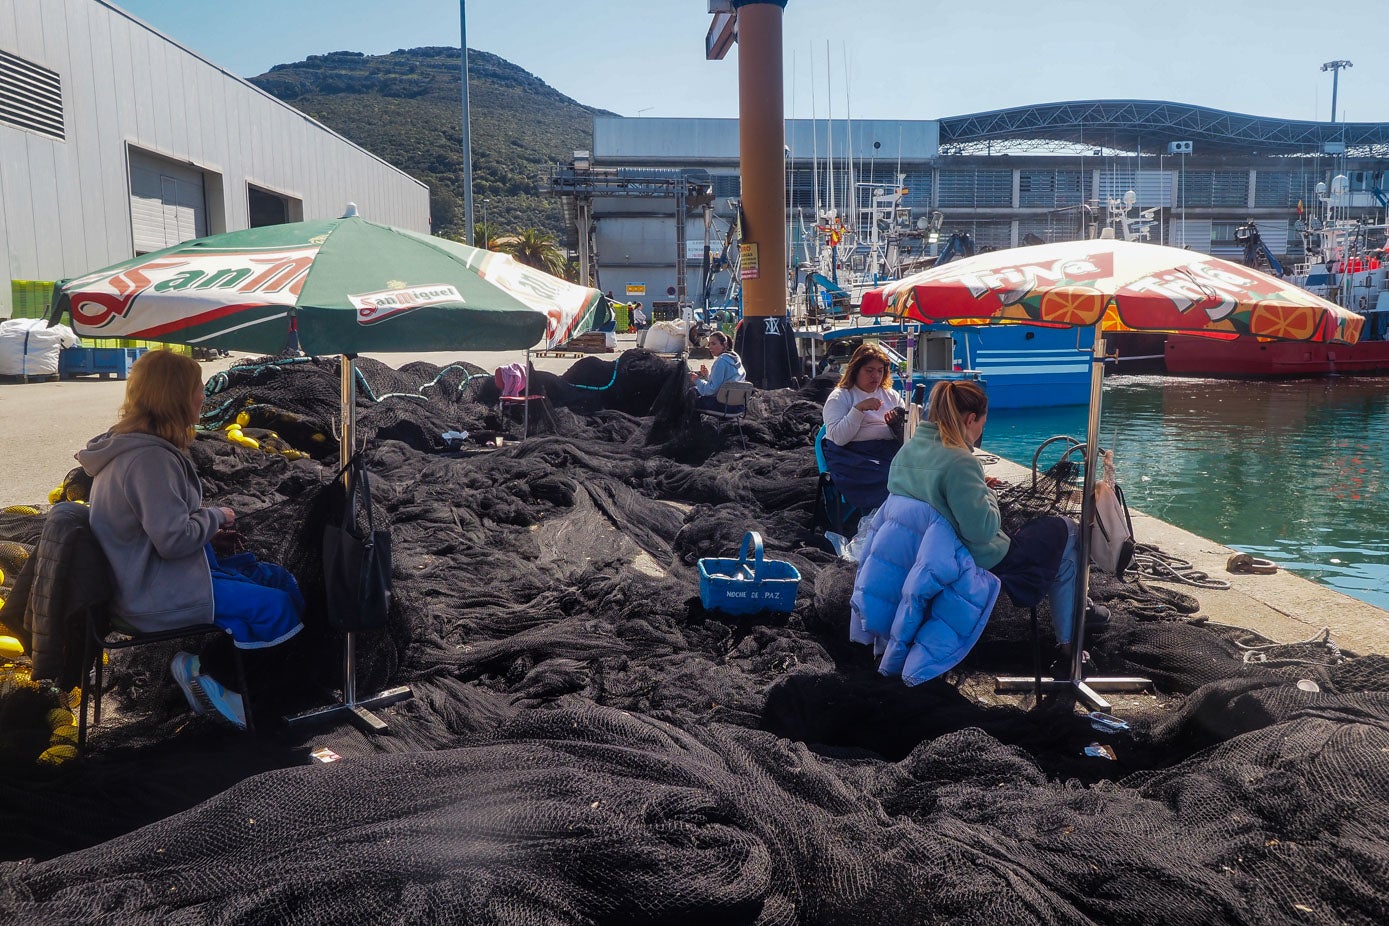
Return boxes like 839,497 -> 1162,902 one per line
1,353 -> 1387,925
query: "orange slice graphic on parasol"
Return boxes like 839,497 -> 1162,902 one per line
1038,286 -> 1104,325
1248,301 -> 1317,340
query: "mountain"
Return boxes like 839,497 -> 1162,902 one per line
250,47 -> 612,240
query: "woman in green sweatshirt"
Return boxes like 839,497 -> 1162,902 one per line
887,381 -> 1096,656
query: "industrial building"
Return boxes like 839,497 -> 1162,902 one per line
552,106 -> 1389,312
0,0 -> 429,318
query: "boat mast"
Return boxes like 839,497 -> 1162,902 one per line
843,43 -> 856,247
825,41 -> 835,222
810,42 -> 820,246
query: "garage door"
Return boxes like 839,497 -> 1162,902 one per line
129,150 -> 207,253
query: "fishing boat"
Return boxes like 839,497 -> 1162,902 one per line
1165,177 -> 1389,376
791,195 -> 1093,409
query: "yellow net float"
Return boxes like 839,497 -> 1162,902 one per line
2,505 -> 40,516
1,635 -> 23,658
37,744 -> 77,765
0,541 -> 29,574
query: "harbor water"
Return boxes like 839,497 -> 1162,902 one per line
979,374 -> 1389,612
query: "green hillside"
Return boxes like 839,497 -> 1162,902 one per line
250,47 -> 611,240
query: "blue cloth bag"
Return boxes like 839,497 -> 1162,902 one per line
205,547 -> 306,649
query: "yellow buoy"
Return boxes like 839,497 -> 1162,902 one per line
0,636 -> 23,658
37,744 -> 77,765
48,487 -> 63,504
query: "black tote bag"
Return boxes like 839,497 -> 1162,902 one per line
322,456 -> 392,631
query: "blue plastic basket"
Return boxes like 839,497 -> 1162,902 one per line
697,531 -> 802,615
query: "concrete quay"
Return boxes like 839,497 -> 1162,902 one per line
983,454 -> 1389,657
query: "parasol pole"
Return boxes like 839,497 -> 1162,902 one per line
286,353 -> 414,733
997,326 -> 1151,711
1069,330 -> 1105,690
341,354 -> 359,708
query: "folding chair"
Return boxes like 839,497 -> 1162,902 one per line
78,609 -> 254,751
494,350 -> 551,439
810,425 -> 863,539
695,380 -> 754,448
26,503 -> 256,752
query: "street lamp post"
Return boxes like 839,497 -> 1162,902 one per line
1321,60 -> 1353,123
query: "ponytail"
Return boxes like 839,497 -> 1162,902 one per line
926,380 -> 988,449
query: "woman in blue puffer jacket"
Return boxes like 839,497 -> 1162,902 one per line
887,380 -> 1096,660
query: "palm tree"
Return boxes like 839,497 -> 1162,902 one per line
471,220 -> 503,250
494,227 -> 567,277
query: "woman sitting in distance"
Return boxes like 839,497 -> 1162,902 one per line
819,343 -> 906,510
689,330 -> 747,411
886,380 -> 1105,661
78,350 -> 304,730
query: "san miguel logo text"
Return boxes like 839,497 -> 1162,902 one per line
350,285 -> 464,324
70,247 -> 319,328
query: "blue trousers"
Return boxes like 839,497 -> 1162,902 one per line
989,516 -> 1080,644
205,547 -> 306,650
821,438 -> 900,510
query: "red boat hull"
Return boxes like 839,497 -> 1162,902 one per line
1165,335 -> 1389,376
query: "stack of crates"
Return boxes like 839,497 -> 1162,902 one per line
8,280 -> 192,356
613,302 -> 631,332
8,280 -> 54,320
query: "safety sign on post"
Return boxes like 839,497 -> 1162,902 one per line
739,243 -> 759,280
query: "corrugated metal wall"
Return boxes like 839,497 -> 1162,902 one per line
0,0 -> 429,315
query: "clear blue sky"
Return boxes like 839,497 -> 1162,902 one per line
115,0 -> 1384,123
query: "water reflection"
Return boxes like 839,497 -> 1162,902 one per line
981,375 -> 1389,611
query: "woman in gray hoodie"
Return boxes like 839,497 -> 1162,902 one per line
78,350 -> 302,729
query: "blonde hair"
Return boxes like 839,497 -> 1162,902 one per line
837,343 -> 894,390
926,380 -> 988,449
111,349 -> 204,450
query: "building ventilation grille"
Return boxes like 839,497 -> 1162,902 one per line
0,49 -> 64,141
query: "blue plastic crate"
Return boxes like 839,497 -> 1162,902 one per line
60,347 -> 147,380
697,531 -> 801,615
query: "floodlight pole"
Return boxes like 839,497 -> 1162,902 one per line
460,1 -> 475,244
1321,60 -> 1352,124
996,330 -> 1152,711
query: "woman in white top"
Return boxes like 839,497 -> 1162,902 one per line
820,343 -> 906,510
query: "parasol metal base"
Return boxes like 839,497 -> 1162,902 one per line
284,686 -> 413,732
995,676 -> 1154,712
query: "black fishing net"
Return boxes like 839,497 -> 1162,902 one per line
2,350 -> 1388,925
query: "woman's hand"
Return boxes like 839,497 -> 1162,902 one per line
984,476 -> 1007,489
884,407 -> 905,426
698,364 -> 710,378
854,397 -> 883,412
219,507 -> 236,526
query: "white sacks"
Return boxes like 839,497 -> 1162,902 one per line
0,318 -> 79,377
639,319 -> 691,354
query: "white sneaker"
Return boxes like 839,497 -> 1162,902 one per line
170,652 -> 206,715
195,673 -> 247,731
170,652 -> 246,730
